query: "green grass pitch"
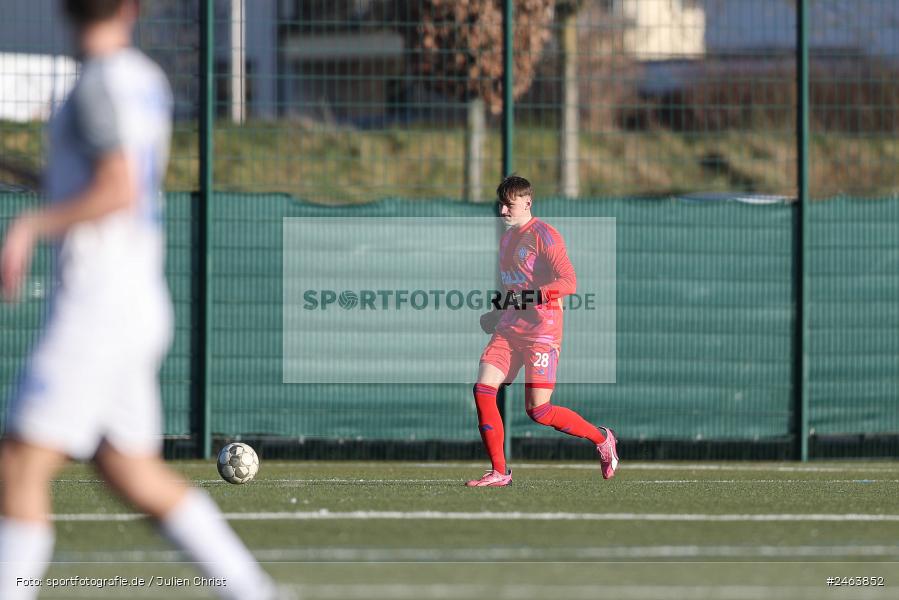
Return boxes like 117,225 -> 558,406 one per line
37,460 -> 899,599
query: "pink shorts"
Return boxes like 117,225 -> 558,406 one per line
480,333 -> 560,389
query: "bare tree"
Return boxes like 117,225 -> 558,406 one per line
402,0 -> 555,200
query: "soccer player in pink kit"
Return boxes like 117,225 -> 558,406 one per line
466,175 -> 619,487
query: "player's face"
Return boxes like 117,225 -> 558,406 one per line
499,193 -> 532,227
70,0 -> 138,55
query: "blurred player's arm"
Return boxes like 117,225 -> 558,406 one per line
26,67 -> 138,239
25,151 -> 136,237
2,68 -> 137,301
1,151 -> 136,301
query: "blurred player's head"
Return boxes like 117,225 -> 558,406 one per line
62,0 -> 137,54
497,175 -> 533,227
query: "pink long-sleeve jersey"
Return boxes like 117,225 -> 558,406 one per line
495,217 -> 577,345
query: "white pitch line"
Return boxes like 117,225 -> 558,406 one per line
490,462 -> 899,473
165,461 -> 899,474
621,463 -> 899,473
285,584 -> 892,600
302,584 -> 893,600
52,478 -> 899,486
631,479 -> 899,484
55,479 -> 463,485
23,584 -> 879,600
51,510 -> 899,523
54,544 -> 899,563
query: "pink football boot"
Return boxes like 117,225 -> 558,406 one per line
596,428 -> 619,479
465,468 -> 512,487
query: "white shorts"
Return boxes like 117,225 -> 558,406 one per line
5,285 -> 173,460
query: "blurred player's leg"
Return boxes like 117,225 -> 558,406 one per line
94,444 -> 277,600
0,439 -> 67,600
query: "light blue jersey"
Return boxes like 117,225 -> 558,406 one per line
45,47 -> 172,301
8,48 -> 175,461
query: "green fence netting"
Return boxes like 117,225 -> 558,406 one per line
4,192 -> 898,456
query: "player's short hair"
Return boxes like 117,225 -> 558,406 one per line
63,0 -> 127,27
496,174 -> 533,205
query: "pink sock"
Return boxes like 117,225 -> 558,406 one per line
527,402 -> 606,444
473,384 -> 506,473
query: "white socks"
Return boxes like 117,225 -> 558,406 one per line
0,492 -> 276,600
0,517 -> 55,600
160,489 -> 276,600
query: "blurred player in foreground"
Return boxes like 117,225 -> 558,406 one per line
0,2 -> 277,599
467,175 -> 619,487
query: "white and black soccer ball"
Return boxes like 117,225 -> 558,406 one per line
217,442 -> 260,484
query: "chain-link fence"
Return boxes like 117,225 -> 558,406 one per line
2,1 -> 897,202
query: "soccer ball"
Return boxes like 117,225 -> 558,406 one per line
216,442 -> 259,484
